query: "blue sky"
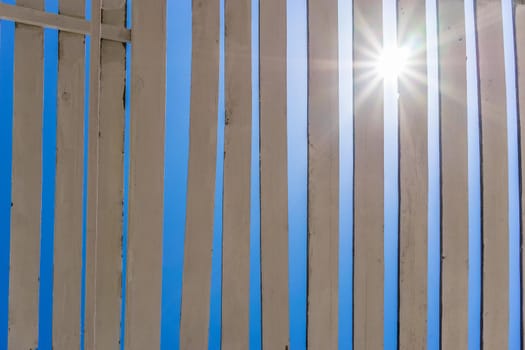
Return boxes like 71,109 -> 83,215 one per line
0,0 -> 522,349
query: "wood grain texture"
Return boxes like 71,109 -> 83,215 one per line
222,0 -> 252,348
398,0 -> 428,348
437,0 -> 469,347
52,0 -> 85,348
515,2 -> 525,345
124,0 -> 166,347
84,0 -> 126,348
0,3 -> 130,42
84,0 -> 102,347
8,1 -> 44,348
260,0 -> 289,348
179,0 -> 220,348
306,0 -> 339,348
475,0 -> 509,348
52,13 -> 85,350
353,0 -> 384,348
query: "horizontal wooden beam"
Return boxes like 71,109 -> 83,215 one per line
0,2 -> 130,42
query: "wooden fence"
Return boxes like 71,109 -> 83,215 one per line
0,0 -> 524,349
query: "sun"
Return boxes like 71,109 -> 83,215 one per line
375,46 -> 409,80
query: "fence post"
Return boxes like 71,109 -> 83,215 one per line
222,0 -> 252,347
353,0 -> 384,347
306,0 -> 340,348
179,1 -> 220,348
476,0 -> 509,348
398,0 -> 429,347
52,0 -> 86,348
124,0 -> 166,347
8,0 -> 44,348
437,0 -> 469,347
259,0 -> 289,348
84,0 -> 127,348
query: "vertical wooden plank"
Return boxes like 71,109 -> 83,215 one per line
179,0 -> 220,348
222,0 -> 251,348
84,0 -> 126,348
515,0 -> 525,344
398,0 -> 428,348
306,0 -> 339,348
84,0 -> 101,347
353,0 -> 384,348
124,0 -> 166,348
475,0 -> 509,348
8,1 -> 44,349
52,0 -> 85,347
437,0 -> 469,347
260,0 -> 289,348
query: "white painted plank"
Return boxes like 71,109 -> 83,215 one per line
8,0 -> 44,348
353,0 -> 384,348
515,1 -> 525,345
437,0 -> 469,347
84,0 -> 126,348
52,0 -> 85,347
475,0 -> 509,348
179,0 -> 220,348
306,0 -> 339,348
260,0 -> 289,348
123,0 -> 166,348
398,0 -> 428,348
222,0 -> 252,348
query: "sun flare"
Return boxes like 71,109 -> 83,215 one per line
375,46 -> 409,80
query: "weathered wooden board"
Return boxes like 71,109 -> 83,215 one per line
353,0 -> 384,348
52,0 -> 85,348
476,0 -> 509,348
515,1 -> 525,344
222,0 -> 252,348
84,0 -> 102,348
398,0 -> 428,347
260,0 -> 289,348
84,0 -> 126,348
179,0 -> 220,348
124,0 -> 166,347
437,0 -> 469,347
8,0 -> 44,348
0,2 -> 130,42
306,0 -> 339,348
